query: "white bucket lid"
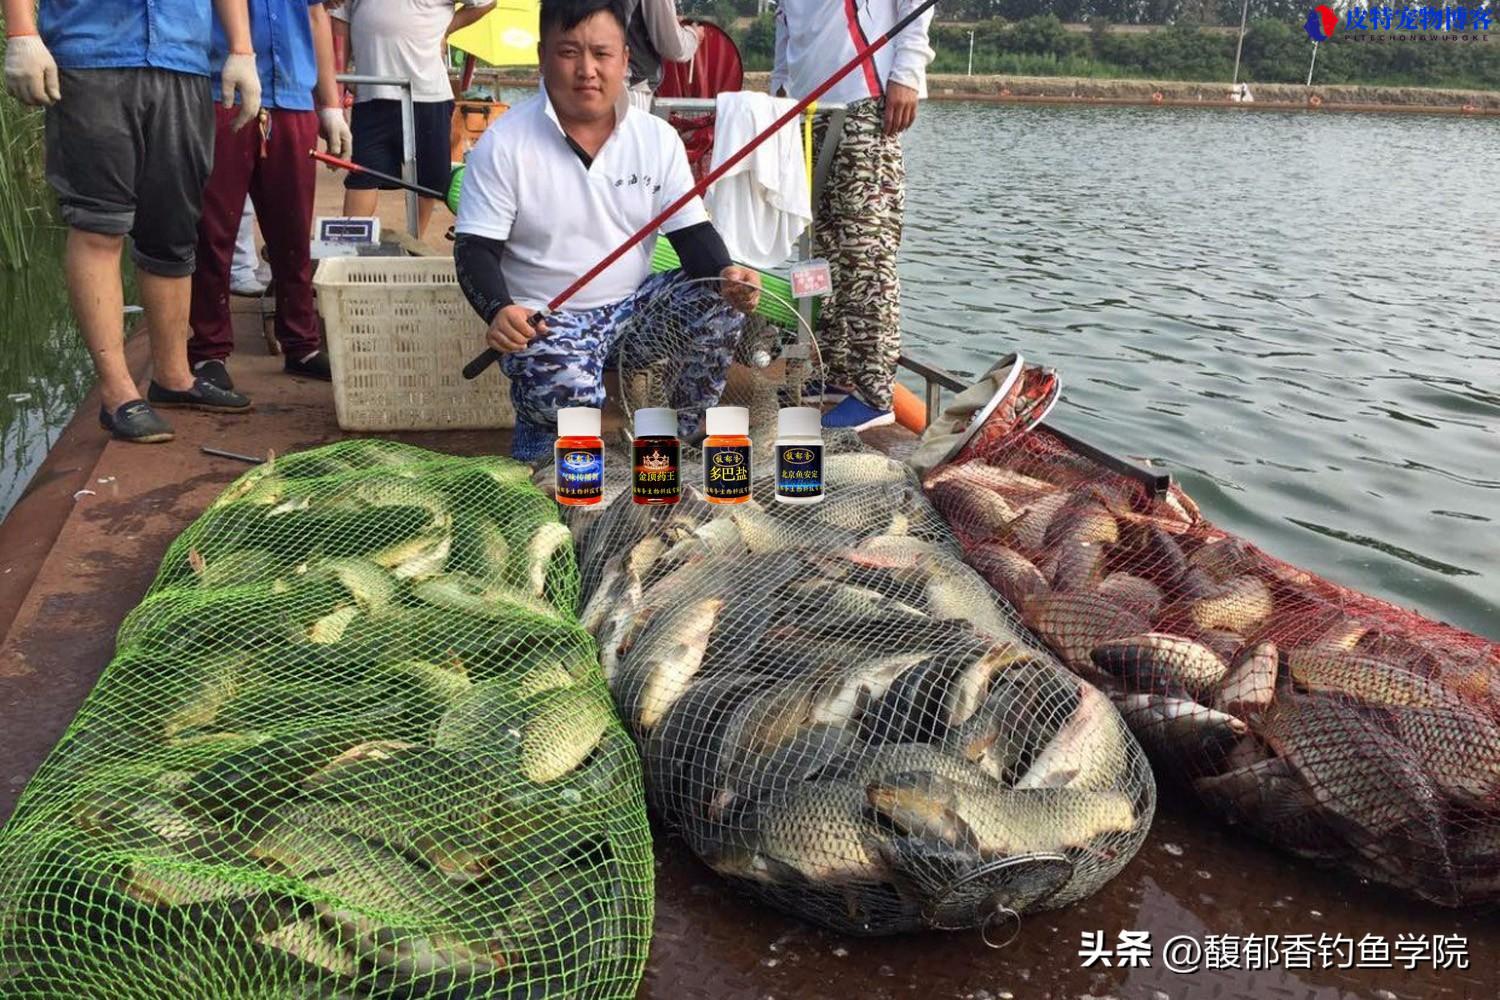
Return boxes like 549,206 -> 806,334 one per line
634,407 -> 678,439
557,406 -> 601,438
705,406 -> 749,437
778,406 -> 822,439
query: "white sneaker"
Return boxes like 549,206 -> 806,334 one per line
230,274 -> 269,296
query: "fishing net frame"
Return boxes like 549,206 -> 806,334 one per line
570,305 -> 1157,937
0,440 -> 655,998
925,387 -> 1500,909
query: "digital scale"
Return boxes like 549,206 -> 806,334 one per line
311,216 -> 401,258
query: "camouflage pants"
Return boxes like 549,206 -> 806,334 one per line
502,269 -> 742,460
812,98 -> 905,411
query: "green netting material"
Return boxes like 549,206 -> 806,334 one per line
0,440 -> 653,999
649,241 -> 812,331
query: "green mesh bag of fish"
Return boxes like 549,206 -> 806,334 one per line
917,361 -> 1500,908
0,440 -> 654,998
553,296 -> 1156,935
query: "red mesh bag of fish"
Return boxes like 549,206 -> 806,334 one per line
919,364 -> 1500,908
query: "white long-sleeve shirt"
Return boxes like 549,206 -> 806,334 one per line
640,0 -> 700,64
770,0 -> 935,105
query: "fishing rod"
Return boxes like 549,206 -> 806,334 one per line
308,150 -> 449,201
461,0 -> 941,381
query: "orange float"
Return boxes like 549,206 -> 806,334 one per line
1151,91 -> 1165,105
1309,94 -> 1323,108
892,382 -> 928,433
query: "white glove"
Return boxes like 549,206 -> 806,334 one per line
219,52 -> 262,131
318,106 -> 352,160
4,34 -> 60,106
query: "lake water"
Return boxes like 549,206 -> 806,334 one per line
898,101 -> 1500,638
1,101 -> 1496,638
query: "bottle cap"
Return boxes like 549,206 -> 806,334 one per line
557,407 -> 601,438
778,406 -> 822,439
705,406 -> 749,437
633,407 -> 678,440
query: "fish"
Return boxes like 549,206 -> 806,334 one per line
848,535 -> 949,571
302,557 -> 397,617
1192,628 -> 1246,663
525,521 -> 574,598
825,452 -> 909,487
1024,593 -> 1150,673
1002,493 -> 1071,554
868,771 -> 1137,857
923,559 -> 1022,643
1309,617 -> 1370,652
411,573 -> 558,620
161,659 -> 244,738
1286,649 -> 1461,709
306,605 -> 360,644
1213,640 -> 1279,720
620,596 -> 724,730
1113,693 -> 1248,762
942,644 -> 1028,728
929,480 -> 1018,537
1090,633 -> 1229,698
1044,503 -> 1119,549
805,652 -> 932,728
1187,537 -> 1251,583
942,663 -> 1077,782
1014,683 -> 1131,792
790,580 -> 929,625
370,532 -> 452,581
749,780 -> 888,884
966,541 -> 1050,609
258,917 -> 360,979
190,548 -> 281,589
1042,540 -> 1105,593
1138,524 -> 1189,586
714,723 -> 856,823
432,679 -> 526,756
925,463 -> 1058,504
1187,576 -> 1273,633
520,684 -> 613,784
119,856 -> 252,907
1258,693 -> 1445,844
1095,574 -> 1164,620
1178,565 -> 1221,600
1389,704 -> 1500,808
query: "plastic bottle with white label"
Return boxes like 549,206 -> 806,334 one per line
774,407 -> 824,505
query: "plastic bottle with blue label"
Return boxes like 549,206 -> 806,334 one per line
555,407 -> 604,506
775,407 -> 824,504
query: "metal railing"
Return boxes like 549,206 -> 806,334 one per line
335,74 -> 420,237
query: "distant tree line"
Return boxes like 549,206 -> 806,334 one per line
683,4 -> 1500,90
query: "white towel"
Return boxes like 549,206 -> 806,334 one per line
704,92 -> 812,271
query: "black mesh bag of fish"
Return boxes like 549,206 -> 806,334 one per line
575,443 -> 1157,936
0,440 -> 654,999
920,394 -> 1500,908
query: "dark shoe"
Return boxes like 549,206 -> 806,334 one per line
99,400 -> 174,443
147,377 -> 252,412
192,358 -> 234,391
284,350 -> 332,381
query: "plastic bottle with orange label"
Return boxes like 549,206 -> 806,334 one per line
703,406 -> 752,504
554,407 -> 604,506
774,407 -> 824,505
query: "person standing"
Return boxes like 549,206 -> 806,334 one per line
188,0 -> 354,389
622,0 -> 700,110
332,0 -> 494,237
771,0 -> 933,431
3,0 -> 261,442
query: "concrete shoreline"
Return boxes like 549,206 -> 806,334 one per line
484,70 -> 1500,115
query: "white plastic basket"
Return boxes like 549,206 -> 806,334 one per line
314,256 -> 515,432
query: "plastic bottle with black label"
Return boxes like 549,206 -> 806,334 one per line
554,407 -> 604,506
775,406 -> 824,504
632,407 -> 681,506
703,406 -> 752,504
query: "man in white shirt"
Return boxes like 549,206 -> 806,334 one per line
772,0 -> 934,432
332,0 -> 493,235
452,0 -> 759,462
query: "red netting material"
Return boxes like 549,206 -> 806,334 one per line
927,425 -> 1500,908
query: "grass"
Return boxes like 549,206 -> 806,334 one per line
0,37 -> 55,270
